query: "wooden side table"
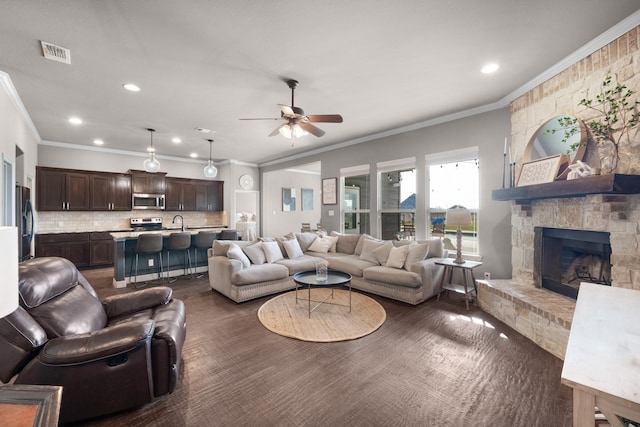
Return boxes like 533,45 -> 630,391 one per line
435,258 -> 482,310
0,384 -> 62,427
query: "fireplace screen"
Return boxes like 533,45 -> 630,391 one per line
535,228 -> 611,299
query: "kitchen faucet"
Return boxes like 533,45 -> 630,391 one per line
172,214 -> 185,231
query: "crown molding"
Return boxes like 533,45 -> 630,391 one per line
0,71 -> 41,142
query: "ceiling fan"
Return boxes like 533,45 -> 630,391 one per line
240,79 -> 343,142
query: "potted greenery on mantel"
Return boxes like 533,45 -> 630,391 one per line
551,74 -> 640,174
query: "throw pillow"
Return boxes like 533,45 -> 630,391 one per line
386,244 -> 410,269
283,238 -> 304,259
295,232 -> 319,252
321,235 -> 339,252
359,239 -> 386,264
331,233 -> 360,254
243,242 -> 266,265
373,241 -> 394,265
354,234 -> 377,256
404,242 -> 429,271
262,240 -> 284,263
227,243 -> 251,268
213,240 -> 234,256
307,236 -> 333,253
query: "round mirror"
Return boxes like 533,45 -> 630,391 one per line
523,115 -> 587,180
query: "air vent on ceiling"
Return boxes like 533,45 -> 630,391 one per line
40,41 -> 71,64
195,127 -> 215,134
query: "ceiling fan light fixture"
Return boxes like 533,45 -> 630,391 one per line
279,123 -> 307,139
203,139 -> 218,178
143,128 -> 161,173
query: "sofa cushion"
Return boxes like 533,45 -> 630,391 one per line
232,264 -> 289,286
394,238 -> 444,259
386,245 -> 410,268
213,240 -> 235,256
327,254 -> 377,277
227,243 -> 251,268
283,238 -> 304,259
363,266 -> 422,288
359,239 -> 386,264
330,232 -> 361,255
262,241 -> 284,263
243,242 -> 266,265
277,255 -> 325,275
404,242 -> 429,271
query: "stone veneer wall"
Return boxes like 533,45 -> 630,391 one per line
479,26 -> 640,360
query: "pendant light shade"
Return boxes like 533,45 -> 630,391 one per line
143,128 -> 161,173
203,139 -> 218,178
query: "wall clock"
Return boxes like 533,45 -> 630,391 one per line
239,174 -> 254,190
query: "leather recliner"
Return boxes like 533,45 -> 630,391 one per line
0,257 -> 187,423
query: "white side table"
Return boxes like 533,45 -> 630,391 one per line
236,221 -> 256,241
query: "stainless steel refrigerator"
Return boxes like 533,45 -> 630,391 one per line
16,185 -> 34,261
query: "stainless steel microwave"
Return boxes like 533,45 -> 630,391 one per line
132,193 -> 165,210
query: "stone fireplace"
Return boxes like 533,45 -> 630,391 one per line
535,227 -> 611,299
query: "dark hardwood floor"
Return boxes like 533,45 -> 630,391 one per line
76,268 -> 572,427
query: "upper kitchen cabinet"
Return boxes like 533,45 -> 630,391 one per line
196,180 -> 224,211
37,167 -> 90,211
166,177 -> 197,211
130,170 -> 166,194
89,172 -> 132,211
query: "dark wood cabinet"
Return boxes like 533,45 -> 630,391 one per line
207,180 -> 224,211
37,167 -> 90,211
36,233 -> 91,268
36,232 -> 114,268
89,173 -> 132,211
130,170 -> 166,194
89,232 -> 114,266
166,178 -> 197,211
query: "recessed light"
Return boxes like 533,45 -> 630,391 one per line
147,147 -> 156,153
68,116 -> 82,125
93,139 -> 104,145
123,83 -> 140,92
172,137 -> 181,143
190,153 -> 198,158
481,63 -> 499,74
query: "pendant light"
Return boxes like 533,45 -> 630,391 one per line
203,139 -> 218,178
143,128 -> 161,173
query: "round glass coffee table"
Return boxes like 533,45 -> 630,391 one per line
292,269 -> 352,318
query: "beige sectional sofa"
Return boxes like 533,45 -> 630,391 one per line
207,232 -> 446,305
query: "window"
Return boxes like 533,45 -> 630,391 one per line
341,165 -> 370,235
427,149 -> 479,255
378,158 -> 416,241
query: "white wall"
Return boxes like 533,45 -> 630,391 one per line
262,165 -> 321,238
0,72 -> 39,222
261,108 -> 513,280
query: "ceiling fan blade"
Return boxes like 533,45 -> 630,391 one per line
268,125 -> 283,137
299,122 -> 325,137
278,104 -> 295,116
239,117 -> 282,121
305,114 -> 343,123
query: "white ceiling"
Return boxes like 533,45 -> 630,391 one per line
1,1 -> 639,166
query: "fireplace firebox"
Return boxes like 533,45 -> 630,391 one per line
534,227 -> 611,299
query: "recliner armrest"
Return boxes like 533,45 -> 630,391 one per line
102,287 -> 172,319
39,318 -> 154,365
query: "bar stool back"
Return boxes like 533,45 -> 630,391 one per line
130,233 -> 164,288
166,232 -> 193,283
193,231 -> 216,278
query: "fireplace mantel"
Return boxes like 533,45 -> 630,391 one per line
492,174 -> 640,202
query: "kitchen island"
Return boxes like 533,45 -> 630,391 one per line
110,227 -> 227,288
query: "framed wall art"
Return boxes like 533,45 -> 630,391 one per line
301,188 -> 314,211
282,187 -> 296,211
517,154 -> 565,187
322,178 -> 337,205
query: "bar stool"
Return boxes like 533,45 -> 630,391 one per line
130,233 -> 164,288
192,231 -> 216,278
166,232 -> 193,283
219,229 -> 239,240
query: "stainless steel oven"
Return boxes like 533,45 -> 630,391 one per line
132,193 -> 165,210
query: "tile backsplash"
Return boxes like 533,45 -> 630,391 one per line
37,211 -> 228,233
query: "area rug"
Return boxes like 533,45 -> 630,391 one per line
257,289 -> 386,342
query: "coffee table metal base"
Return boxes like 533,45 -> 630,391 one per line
293,270 -> 353,318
